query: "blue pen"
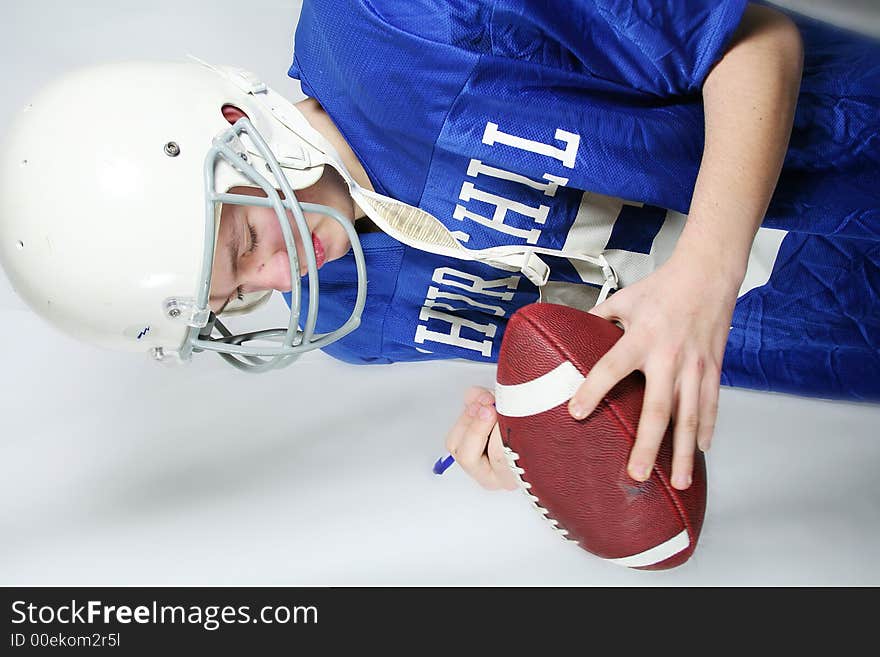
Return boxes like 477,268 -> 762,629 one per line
433,454 -> 456,475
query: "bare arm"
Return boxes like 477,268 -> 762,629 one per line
569,3 -> 805,490
679,3 -> 804,291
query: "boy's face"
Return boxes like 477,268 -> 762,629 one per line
209,174 -> 355,313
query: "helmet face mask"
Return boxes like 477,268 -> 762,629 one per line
185,115 -> 367,372
0,60 -> 367,373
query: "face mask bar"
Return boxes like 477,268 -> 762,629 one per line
179,117 -> 367,373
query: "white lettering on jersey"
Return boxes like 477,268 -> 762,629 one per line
453,183 -> 545,243
414,308 -> 497,357
452,124 -> 578,244
413,267 -> 522,357
432,267 -> 519,300
482,122 -> 580,169
465,159 -> 569,197
424,287 -> 506,316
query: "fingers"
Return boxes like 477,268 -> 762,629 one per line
630,358 -> 720,490
463,385 -> 492,406
568,340 -> 637,420
627,359 -> 675,482
445,389 -> 508,490
566,338 -> 718,491
455,402 -> 497,479
587,289 -> 623,323
670,363 -> 701,490
697,364 -> 721,452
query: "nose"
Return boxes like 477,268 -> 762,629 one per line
241,248 -> 295,293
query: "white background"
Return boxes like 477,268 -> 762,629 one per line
1,1 -> 878,586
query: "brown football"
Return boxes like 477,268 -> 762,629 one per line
495,303 -> 707,570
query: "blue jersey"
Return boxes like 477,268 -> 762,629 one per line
286,0 -> 880,401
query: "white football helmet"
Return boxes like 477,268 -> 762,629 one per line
0,59 -> 368,372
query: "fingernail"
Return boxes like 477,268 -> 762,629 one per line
570,403 -> 585,420
673,474 -> 692,489
630,465 -> 651,481
478,406 -> 492,421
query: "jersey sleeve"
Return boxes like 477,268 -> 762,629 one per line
495,0 -> 749,96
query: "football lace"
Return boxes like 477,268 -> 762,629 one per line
502,446 -> 571,540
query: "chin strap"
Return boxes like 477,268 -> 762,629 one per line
192,56 -> 620,305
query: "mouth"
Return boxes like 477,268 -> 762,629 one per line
312,232 -> 326,269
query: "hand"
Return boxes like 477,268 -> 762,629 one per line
444,386 -> 519,491
567,252 -> 737,490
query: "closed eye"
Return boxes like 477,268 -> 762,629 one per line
235,223 -> 258,301
247,222 -> 258,253
234,223 -> 259,302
